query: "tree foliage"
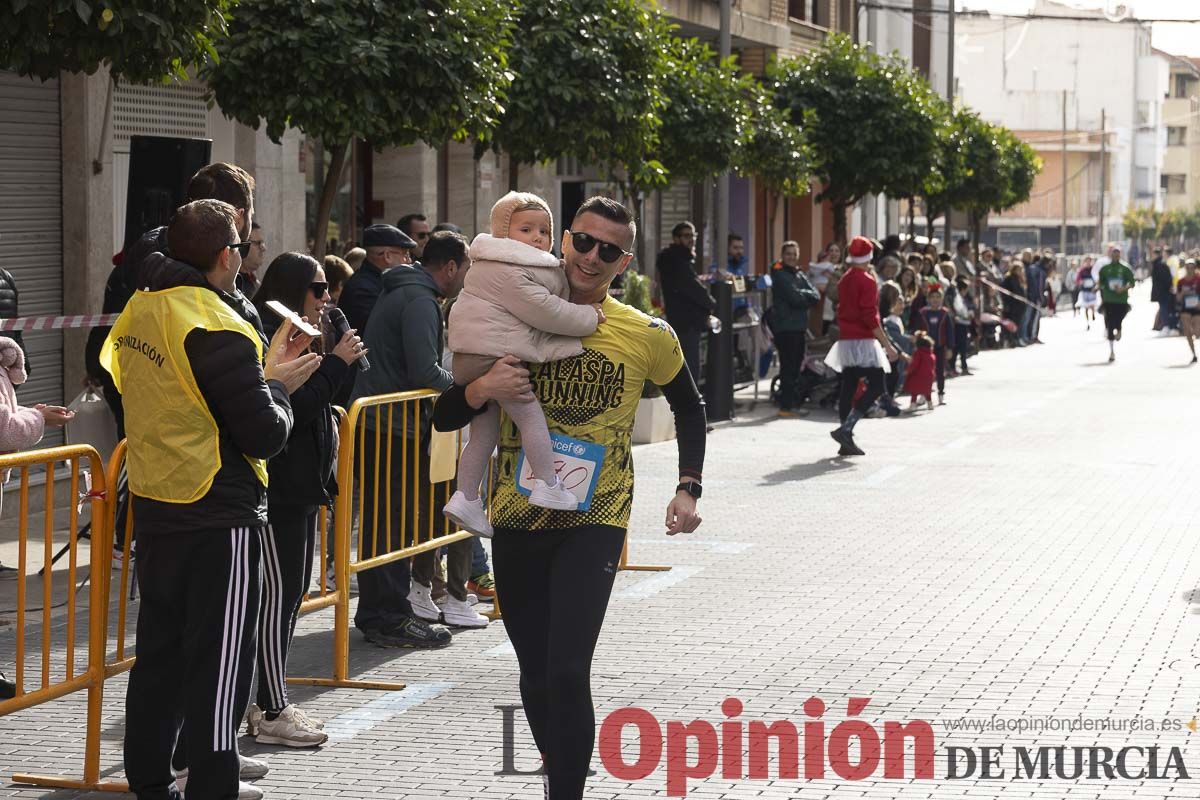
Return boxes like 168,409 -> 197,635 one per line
737,88 -> 813,201
1,0 -> 231,82
1122,206 -> 1156,241
206,0 -> 515,255
208,0 -> 513,151
770,34 -> 941,243
492,0 -> 669,184
737,87 -> 814,260
920,110 -> 1041,241
657,38 -> 754,185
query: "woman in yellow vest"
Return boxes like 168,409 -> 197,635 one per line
243,253 -> 366,748
104,199 -> 320,800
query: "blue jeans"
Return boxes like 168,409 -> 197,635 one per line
471,537 -> 490,578
1021,305 -> 1039,341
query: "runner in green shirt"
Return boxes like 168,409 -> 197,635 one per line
1098,245 -> 1135,362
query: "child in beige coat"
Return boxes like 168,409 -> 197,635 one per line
443,192 -> 603,537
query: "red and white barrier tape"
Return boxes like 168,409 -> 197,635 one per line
0,313 -> 120,332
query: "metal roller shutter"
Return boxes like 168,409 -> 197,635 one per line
0,71 -> 63,445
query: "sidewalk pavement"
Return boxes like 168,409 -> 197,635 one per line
3,285 -> 1199,798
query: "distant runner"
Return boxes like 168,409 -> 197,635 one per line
1098,245 -> 1135,363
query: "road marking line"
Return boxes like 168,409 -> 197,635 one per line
945,435 -> 977,450
629,539 -> 754,555
324,681 -> 454,741
976,421 -> 1004,434
486,641 -> 516,658
615,566 -> 703,601
865,465 -> 905,486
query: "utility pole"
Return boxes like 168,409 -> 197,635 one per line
716,0 -> 731,273
1060,90 -> 1068,256
1098,108 -> 1107,253
943,0 -> 956,248
705,0 -> 734,423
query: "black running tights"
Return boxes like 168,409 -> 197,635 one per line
492,524 -> 627,800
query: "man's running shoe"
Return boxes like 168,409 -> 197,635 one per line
238,753 -> 270,779
361,616 -> 452,649
467,572 -> 496,599
174,775 -> 265,799
253,704 -> 328,747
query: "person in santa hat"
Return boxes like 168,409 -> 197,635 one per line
825,235 -> 904,455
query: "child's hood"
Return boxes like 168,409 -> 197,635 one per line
469,233 -> 562,270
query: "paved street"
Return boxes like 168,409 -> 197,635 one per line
3,285 -> 1200,799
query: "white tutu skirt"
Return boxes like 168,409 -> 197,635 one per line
824,339 -> 891,374
1077,290 -> 1100,309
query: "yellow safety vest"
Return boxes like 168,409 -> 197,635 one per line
100,286 -> 268,503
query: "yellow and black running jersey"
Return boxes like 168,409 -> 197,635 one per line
491,295 -> 684,531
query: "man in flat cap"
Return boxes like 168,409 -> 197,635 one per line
339,224 -> 417,336
334,224 -> 416,406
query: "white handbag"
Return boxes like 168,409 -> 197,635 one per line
65,387 -> 119,462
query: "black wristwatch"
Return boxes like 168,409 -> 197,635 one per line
676,480 -> 702,499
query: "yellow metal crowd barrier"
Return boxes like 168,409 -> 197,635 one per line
2,388 -> 625,786
0,444 -> 117,791
292,389 -> 484,690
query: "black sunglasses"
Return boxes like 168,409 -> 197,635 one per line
568,231 -> 629,264
309,281 -> 328,299
228,241 -> 253,258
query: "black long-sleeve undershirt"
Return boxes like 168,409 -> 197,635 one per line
433,365 -> 706,481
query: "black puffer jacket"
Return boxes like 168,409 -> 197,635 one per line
261,313 -> 347,507
0,268 -> 28,370
125,253 -> 293,533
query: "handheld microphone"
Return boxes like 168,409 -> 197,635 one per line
326,307 -> 370,371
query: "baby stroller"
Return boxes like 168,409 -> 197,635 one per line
769,350 -> 840,408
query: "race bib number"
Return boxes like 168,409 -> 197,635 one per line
1108,278 -> 1126,292
1185,294 -> 1199,310
516,432 -> 606,511
1081,278 -> 1095,290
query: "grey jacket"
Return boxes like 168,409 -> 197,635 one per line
352,265 -> 453,440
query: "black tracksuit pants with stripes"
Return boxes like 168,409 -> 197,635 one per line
256,505 -> 318,713
125,527 -> 262,800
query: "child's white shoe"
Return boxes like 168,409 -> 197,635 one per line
443,491 -> 494,538
528,477 -> 579,511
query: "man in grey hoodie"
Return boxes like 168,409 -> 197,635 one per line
350,230 -> 479,645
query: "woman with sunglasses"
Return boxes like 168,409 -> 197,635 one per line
246,253 -> 367,747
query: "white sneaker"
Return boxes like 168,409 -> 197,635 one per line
407,581 -> 442,622
174,774 -> 264,799
528,476 -> 578,511
442,491 -> 494,538
441,596 -> 488,628
435,592 -> 477,607
238,752 -> 270,779
254,704 -> 328,747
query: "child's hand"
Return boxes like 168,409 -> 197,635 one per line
36,404 -> 74,427
593,303 -> 606,324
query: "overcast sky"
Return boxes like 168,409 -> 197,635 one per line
959,1 -> 1200,56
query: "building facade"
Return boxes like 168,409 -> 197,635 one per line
0,68 -> 307,429
955,0 -> 1165,252
1160,53 -> 1200,214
